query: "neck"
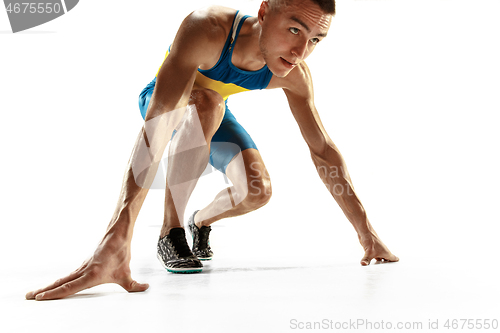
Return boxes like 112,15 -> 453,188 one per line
231,17 -> 266,71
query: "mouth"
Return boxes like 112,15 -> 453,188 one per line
280,57 -> 296,69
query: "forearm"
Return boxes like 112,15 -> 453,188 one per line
310,147 -> 376,238
103,122 -> 173,243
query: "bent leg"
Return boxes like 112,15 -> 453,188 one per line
194,148 -> 272,227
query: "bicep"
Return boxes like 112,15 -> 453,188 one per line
147,12 -> 219,119
283,70 -> 332,156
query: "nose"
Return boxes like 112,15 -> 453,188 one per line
291,40 -> 308,61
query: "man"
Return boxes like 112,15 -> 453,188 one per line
26,0 -> 398,301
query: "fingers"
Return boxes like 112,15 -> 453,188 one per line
119,277 -> 150,293
360,255 -> 398,266
25,270 -> 81,300
360,256 -> 372,266
34,275 -> 94,301
361,254 -> 400,266
375,254 -> 400,262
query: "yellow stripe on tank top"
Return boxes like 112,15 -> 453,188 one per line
156,50 -> 249,101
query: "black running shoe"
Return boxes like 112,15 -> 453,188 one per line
188,210 -> 214,261
157,228 -> 203,273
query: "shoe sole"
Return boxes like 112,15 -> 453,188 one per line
198,257 -> 212,261
157,253 -> 203,274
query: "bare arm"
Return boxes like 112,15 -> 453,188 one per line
283,63 -> 398,265
25,9 -> 227,300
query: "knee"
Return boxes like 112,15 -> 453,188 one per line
190,89 -> 225,121
245,177 -> 272,209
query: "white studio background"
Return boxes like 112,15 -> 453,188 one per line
1,0 -> 499,326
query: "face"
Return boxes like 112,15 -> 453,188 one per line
258,0 -> 332,77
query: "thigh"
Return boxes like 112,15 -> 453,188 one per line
140,79 -> 247,172
209,102 -> 258,173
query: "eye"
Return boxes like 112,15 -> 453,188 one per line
310,38 -> 320,45
289,27 -> 299,35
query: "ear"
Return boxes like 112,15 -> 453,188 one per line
258,1 -> 270,25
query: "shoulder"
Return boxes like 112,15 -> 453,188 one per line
268,62 -> 314,100
189,6 -> 236,36
285,62 -> 314,98
174,6 -> 236,49
169,6 -> 237,67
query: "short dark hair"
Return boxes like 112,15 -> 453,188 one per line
310,0 -> 335,14
269,0 -> 336,15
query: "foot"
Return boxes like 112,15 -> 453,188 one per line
188,210 -> 214,261
359,233 -> 399,266
157,228 -> 203,273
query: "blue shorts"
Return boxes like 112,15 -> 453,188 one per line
138,77 -> 258,174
